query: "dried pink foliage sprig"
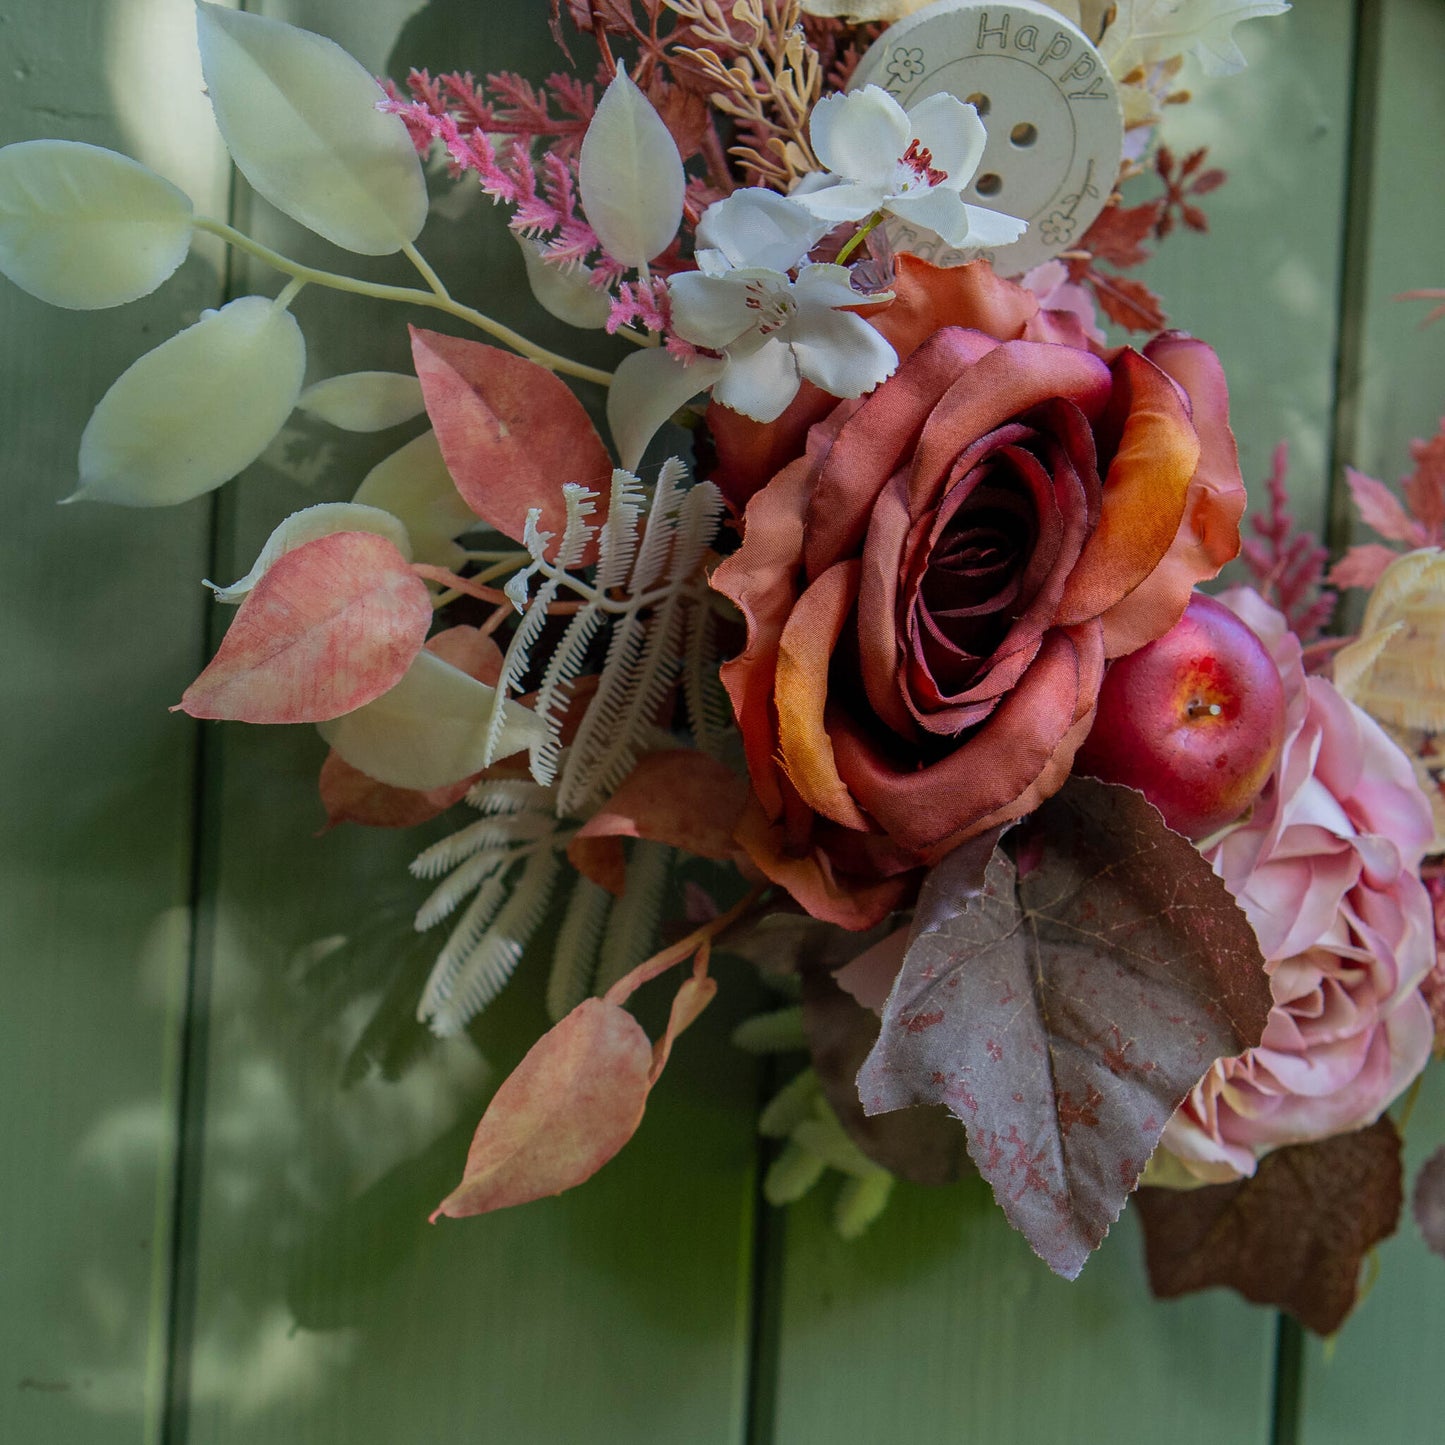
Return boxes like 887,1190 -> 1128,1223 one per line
1239,441 -> 1335,641
1330,419 -> 1445,591
383,70 -> 631,286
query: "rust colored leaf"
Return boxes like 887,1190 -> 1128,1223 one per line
318,626 -> 504,828
179,531 -> 431,724
1412,1142 -> 1445,1259
1346,466 -> 1426,545
568,749 -> 749,895
1080,201 -> 1161,270
1088,271 -> 1167,334
432,998 -> 654,1219
435,908 -> 733,1221
411,327 -> 612,560
858,779 -> 1271,1279
1138,1118 -> 1404,1335
802,965 -> 972,1185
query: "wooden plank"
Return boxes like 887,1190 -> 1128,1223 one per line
0,2 -> 233,1440
763,7 -> 1358,1441
166,4 -> 760,1442
1296,0 -> 1445,1435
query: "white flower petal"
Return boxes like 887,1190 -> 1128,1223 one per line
791,262 -> 866,310
792,179 -> 888,225
905,93 -> 987,189
962,203 -> 1030,248
887,185 -> 977,247
789,309 -> 897,400
669,270 -> 765,348
607,347 -> 725,472
697,187 -> 828,272
713,339 -> 800,423
809,86 -> 909,186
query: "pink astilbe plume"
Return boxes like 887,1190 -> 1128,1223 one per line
1240,441 -> 1336,641
1330,418 -> 1445,591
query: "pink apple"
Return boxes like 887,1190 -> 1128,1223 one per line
1075,593 -> 1286,838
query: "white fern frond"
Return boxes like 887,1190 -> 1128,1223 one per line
593,840 -> 672,995
421,846 -> 562,1037
546,875 -> 614,1023
594,468 -> 646,592
409,808 -> 557,879
682,594 -> 733,761
414,849 -> 510,930
463,778 -> 554,815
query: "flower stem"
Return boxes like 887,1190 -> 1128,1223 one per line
193,216 -> 614,389
834,211 -> 885,268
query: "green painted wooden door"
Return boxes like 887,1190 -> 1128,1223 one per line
2,2 -> 1442,1442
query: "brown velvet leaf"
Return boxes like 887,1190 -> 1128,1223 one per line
858,779 -> 1272,1279
1138,1118 -> 1405,1335
802,965 -> 973,1185
1412,1142 -> 1445,1259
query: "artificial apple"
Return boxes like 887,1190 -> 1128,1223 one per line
1075,593 -> 1286,838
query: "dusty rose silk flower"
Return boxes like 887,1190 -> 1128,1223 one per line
1163,588 -> 1437,1181
710,260 -> 1245,928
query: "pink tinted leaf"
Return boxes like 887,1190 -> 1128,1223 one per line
1345,467 -> 1426,545
567,749 -> 749,895
649,945 -> 717,1081
410,327 -> 613,559
857,779 -> 1271,1279
432,998 -> 653,1219
1327,543 -> 1400,591
179,531 -> 431,723
1412,1142 -> 1445,1259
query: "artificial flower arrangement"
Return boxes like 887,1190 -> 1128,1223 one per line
4,0 -> 1444,1335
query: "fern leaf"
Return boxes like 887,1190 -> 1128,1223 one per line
414,849 -> 508,929
409,808 -> 557,879
592,839 -> 672,994
545,874 -> 613,1022
422,845 -> 562,1036
681,595 -> 733,761
595,467 -> 646,592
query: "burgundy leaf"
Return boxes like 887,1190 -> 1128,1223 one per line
1412,1142 -> 1445,1259
1138,1118 -> 1404,1335
858,779 -> 1271,1279
802,966 -> 973,1185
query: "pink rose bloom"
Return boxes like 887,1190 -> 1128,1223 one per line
1162,587 -> 1437,1181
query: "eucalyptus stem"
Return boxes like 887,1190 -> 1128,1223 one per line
194,216 -> 614,389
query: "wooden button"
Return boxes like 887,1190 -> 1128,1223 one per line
849,0 -> 1124,275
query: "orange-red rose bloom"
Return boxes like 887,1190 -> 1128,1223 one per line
710,262 -> 1246,929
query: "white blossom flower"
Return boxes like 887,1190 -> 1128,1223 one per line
795,85 -> 1027,250
667,189 -> 895,423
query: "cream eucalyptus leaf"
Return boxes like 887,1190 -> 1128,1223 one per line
73,295 -> 305,507
317,650 -> 547,791
517,237 -> 613,330
352,429 -> 481,568
0,140 -> 193,309
298,371 -> 426,431
196,3 -> 428,255
578,67 -> 684,268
